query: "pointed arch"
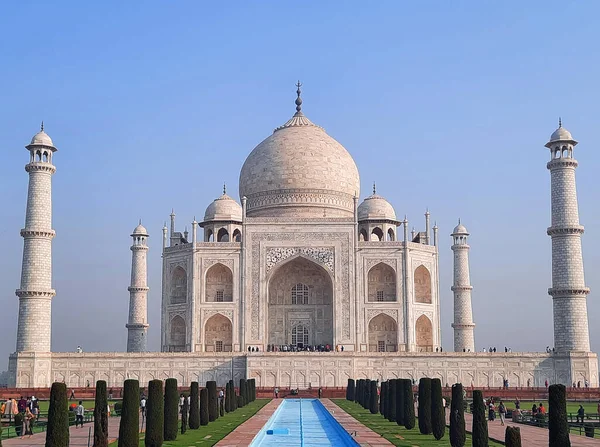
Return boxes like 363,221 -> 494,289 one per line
204,313 -> 232,352
205,263 -> 233,302
171,266 -> 187,304
368,262 -> 396,302
205,229 -> 214,242
387,228 -> 395,241
170,315 -> 186,351
370,227 -> 384,241
359,228 -> 368,241
414,265 -> 432,303
232,229 -> 241,242
368,313 -> 397,352
415,314 -> 433,352
217,228 -> 229,242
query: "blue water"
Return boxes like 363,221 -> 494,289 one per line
249,399 -> 359,447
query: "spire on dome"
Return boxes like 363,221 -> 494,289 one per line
559,117 -> 562,128
295,80 -> 303,115
373,182 -> 376,195
223,183 -> 226,195
41,121 -> 44,132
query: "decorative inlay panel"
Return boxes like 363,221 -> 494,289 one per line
203,309 -> 233,323
266,247 -> 334,273
366,309 -> 398,323
365,259 -> 397,271
203,259 -> 235,271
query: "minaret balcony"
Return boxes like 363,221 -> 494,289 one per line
547,226 -> 584,236
20,229 -> 56,238
15,289 -> 56,298
548,287 -> 590,297
128,286 -> 149,292
25,163 -> 56,174
547,158 -> 578,169
451,285 -> 473,292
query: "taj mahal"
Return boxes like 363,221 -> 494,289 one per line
7,85 -> 598,389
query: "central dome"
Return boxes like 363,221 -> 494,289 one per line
239,86 -> 360,218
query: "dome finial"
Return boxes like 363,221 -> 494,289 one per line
139,218 -> 142,225
373,182 -> 376,195
458,217 -> 461,224
223,183 -> 226,195
559,117 -> 562,128
295,80 -> 303,114
40,121 -> 44,132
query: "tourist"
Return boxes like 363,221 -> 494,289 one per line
544,379 -> 548,389
514,397 -> 520,410
531,403 -> 538,416
576,405 -> 585,424
318,387 -> 322,399
585,379 -> 589,388
498,401 -> 506,426
31,399 -> 39,421
21,407 -> 35,439
488,401 -> 495,421
70,389 -> 76,399
75,401 -> 85,428
597,401 -> 600,416
107,402 -> 111,418
219,389 -> 224,406
140,396 -> 147,421
274,387 -> 279,398
538,403 -> 546,415
109,388 -> 113,400
179,394 -> 185,413
18,396 -> 27,413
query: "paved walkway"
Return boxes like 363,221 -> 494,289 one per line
321,399 -> 393,446
216,399 -> 282,447
2,415 -> 142,447
462,412 -> 600,446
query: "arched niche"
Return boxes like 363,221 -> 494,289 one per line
368,313 -> 397,352
171,267 -> 187,304
170,315 -> 186,352
415,314 -> 433,352
367,262 -> 396,302
205,263 -> 233,302
414,265 -> 432,303
204,314 -> 232,352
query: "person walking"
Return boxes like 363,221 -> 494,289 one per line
274,387 -> 279,398
498,401 -> 506,426
140,396 -> 147,422
21,407 -> 35,439
75,401 -> 85,428
576,405 -> 585,424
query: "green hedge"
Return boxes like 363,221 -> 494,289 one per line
347,379 -> 355,401
549,384 -> 570,447
94,380 -> 109,447
450,383 -> 466,447
164,378 -> 179,441
369,380 -> 378,414
418,378 -> 432,435
388,379 -> 397,422
189,382 -> 200,429
505,426 -> 521,447
200,388 -> 209,426
403,379 -> 415,430
239,379 -> 247,408
206,381 -> 218,422
471,390 -> 488,447
431,378 -> 445,440
118,379 -> 139,447
45,382 -> 69,447
396,378 -> 405,426
145,379 -> 164,447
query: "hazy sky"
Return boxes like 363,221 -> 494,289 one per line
1,2 -> 600,370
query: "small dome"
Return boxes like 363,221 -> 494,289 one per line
203,193 -> 242,223
452,222 -> 469,235
549,126 -> 573,142
30,130 -> 53,146
358,193 -> 397,222
132,223 -> 148,236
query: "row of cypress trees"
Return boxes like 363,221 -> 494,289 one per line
42,377 -> 258,447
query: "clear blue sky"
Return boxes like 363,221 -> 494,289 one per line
1,1 -> 599,370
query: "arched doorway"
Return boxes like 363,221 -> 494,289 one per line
368,314 -> 398,352
204,314 -> 232,352
416,315 -> 433,352
414,265 -> 432,303
267,256 -> 333,348
169,315 -> 186,352
367,263 -> 396,302
171,267 -> 187,304
205,263 -> 233,302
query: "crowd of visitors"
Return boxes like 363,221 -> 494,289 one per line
1,395 -> 39,438
265,344 -> 339,352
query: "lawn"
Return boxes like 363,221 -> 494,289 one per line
332,399 -> 504,447
109,398 -> 269,446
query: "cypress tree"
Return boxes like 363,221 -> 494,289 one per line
163,378 -> 178,441
364,379 -> 371,409
347,379 -> 355,401
418,378 -> 433,435
380,381 -> 387,416
199,388 -> 209,426
220,399 -> 224,417
94,380 -> 109,447
431,378 -> 445,440
388,379 -> 397,422
471,390 -> 489,447
450,383 -> 466,447
229,380 -> 237,411
369,380 -> 378,414
145,379 -> 164,447
549,384 -> 571,447
404,379 -> 416,430
505,426 -> 521,447
396,378 -> 405,426
251,379 -> 256,401
239,379 -> 247,408
45,382 -> 70,447
181,398 -> 188,435
118,379 -> 140,447
224,382 -> 230,413
189,382 -> 200,429
354,380 -> 360,403
206,381 -> 218,422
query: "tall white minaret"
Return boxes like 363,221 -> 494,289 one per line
16,123 -> 57,352
451,220 -> 475,352
126,221 -> 150,352
546,121 -> 590,352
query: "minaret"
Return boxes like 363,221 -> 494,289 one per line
451,220 -> 475,352
15,124 -> 57,353
545,121 -> 590,352
127,221 -> 150,352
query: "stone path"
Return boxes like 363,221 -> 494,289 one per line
462,412 -> 600,446
320,399 -> 393,446
2,415 -> 143,446
216,399 -> 282,446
